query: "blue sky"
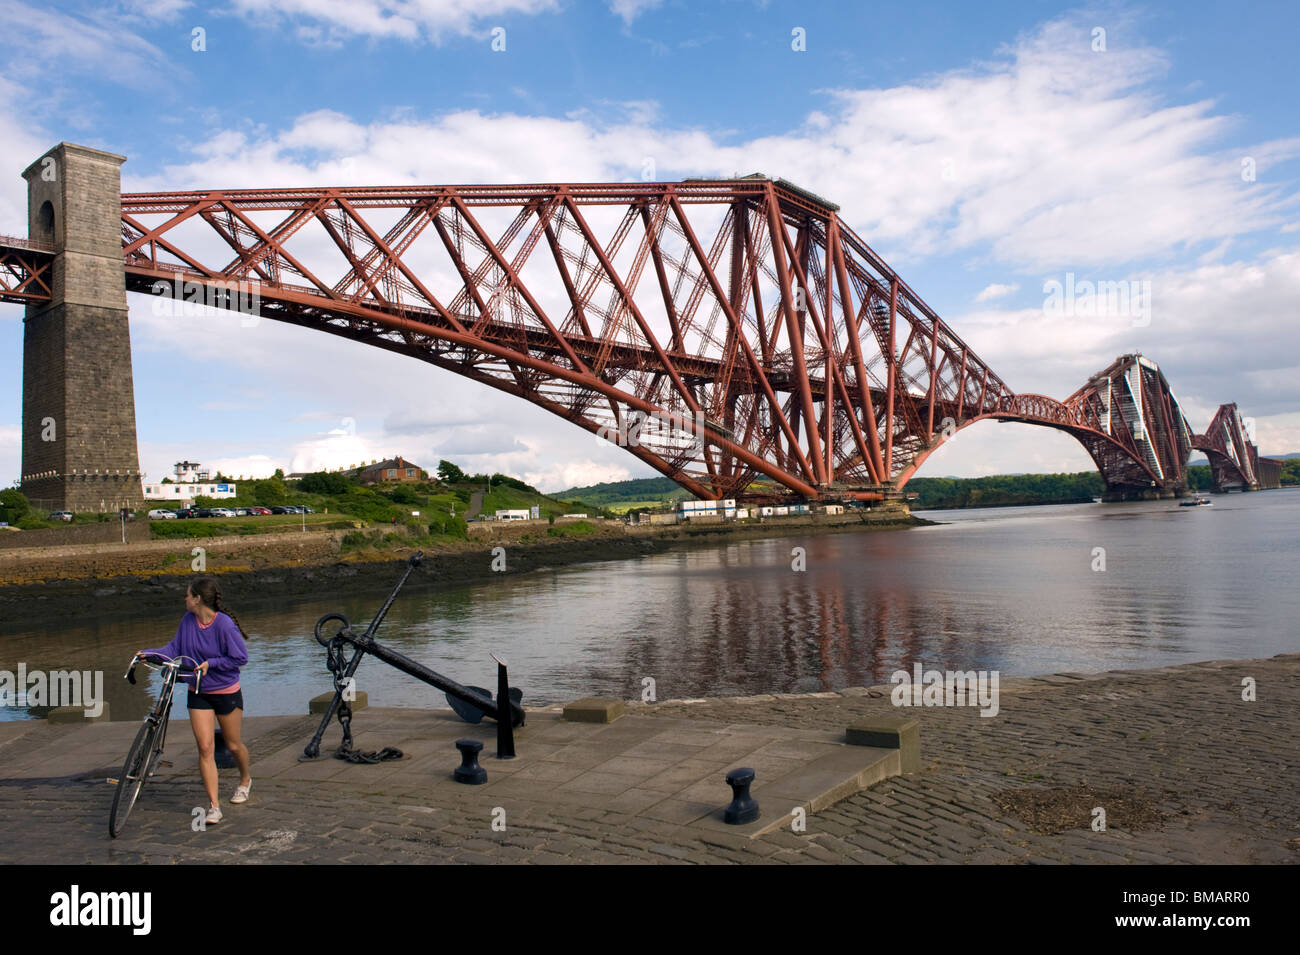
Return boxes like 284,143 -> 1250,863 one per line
2,0 -> 1299,491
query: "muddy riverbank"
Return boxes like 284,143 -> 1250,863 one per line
0,512 -> 928,627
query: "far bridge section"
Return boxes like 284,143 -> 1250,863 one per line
899,353 -> 1194,501
1192,403 -> 1281,492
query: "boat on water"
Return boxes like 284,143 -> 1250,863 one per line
1179,497 -> 1212,507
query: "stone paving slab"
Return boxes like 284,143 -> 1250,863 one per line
1,654 -> 1296,864
0,705 -> 896,853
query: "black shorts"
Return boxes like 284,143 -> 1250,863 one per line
187,689 -> 244,716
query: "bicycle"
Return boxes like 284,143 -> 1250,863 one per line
108,652 -> 201,838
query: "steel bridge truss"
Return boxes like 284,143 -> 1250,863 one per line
0,176 -> 1258,502
113,177 -> 1038,501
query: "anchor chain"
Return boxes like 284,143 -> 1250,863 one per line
326,633 -> 402,764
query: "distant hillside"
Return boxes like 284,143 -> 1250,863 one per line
558,476 -> 689,512
557,454 -> 1300,514
908,472 -> 1104,509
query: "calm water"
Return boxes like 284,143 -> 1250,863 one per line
4,490 -> 1298,721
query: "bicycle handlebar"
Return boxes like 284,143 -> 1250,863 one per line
127,653 -> 204,694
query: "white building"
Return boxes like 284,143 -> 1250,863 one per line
172,460 -> 211,483
143,482 -> 237,503
677,498 -> 737,519
495,509 -> 531,521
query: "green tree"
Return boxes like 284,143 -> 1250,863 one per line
437,459 -> 467,483
251,476 -> 288,505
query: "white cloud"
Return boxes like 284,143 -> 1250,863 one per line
121,0 -> 192,22
0,0 -> 176,89
975,282 -> 1019,302
523,458 -> 635,494
227,0 -> 562,44
0,76 -> 54,234
0,424 -> 17,491
608,0 -> 663,26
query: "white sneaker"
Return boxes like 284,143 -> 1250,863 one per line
231,780 -> 251,804
206,805 -> 223,825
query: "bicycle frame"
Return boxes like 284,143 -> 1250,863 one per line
110,653 -> 200,837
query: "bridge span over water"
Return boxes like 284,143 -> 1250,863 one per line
0,143 -> 1282,512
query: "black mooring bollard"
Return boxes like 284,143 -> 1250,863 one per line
492,653 -> 515,759
724,767 -> 759,824
453,739 -> 487,784
213,726 -> 236,769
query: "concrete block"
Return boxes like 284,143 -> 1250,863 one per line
310,690 -> 368,714
47,703 -> 110,723
846,716 -> 920,773
562,697 -> 625,723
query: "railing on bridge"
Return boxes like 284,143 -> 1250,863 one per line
0,234 -> 55,306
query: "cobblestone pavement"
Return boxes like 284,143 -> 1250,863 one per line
0,655 -> 1295,864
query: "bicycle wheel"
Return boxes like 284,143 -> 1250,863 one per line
109,718 -> 158,838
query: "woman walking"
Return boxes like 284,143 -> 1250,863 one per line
138,576 -> 251,825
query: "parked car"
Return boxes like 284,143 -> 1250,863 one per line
148,509 -> 178,520
270,506 -> 291,514
302,506 -> 316,514
49,511 -> 73,522
249,506 -> 272,515
211,508 -> 236,518
193,508 -> 217,518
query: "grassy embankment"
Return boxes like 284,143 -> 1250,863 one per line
0,469 -> 605,558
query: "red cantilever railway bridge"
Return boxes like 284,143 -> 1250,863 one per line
0,172 -> 1280,502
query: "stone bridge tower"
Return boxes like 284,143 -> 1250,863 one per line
20,143 -> 143,514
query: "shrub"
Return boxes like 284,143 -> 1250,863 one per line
299,471 -> 353,495
0,488 -> 31,524
389,484 -> 419,505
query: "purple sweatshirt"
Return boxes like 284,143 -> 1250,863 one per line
144,611 -> 249,693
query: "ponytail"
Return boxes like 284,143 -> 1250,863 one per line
215,595 -> 250,642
